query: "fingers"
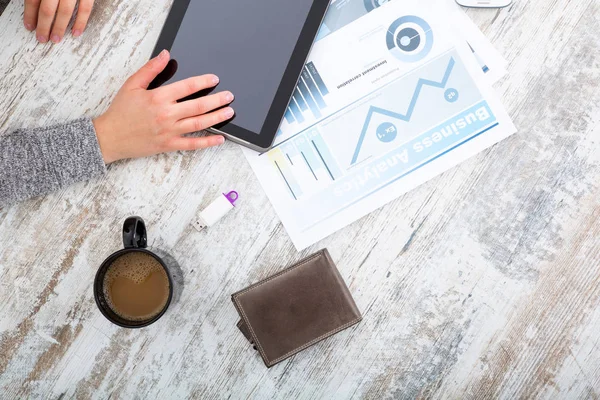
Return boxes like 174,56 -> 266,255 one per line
25,0 -> 93,41
71,0 -> 93,37
49,0 -> 76,43
166,135 -> 226,152
23,0 -> 41,31
158,74 -> 219,102
125,50 -> 171,90
172,91 -> 234,120
35,0 -> 60,43
174,107 -> 235,135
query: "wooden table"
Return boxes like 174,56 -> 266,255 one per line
1,0 -> 600,398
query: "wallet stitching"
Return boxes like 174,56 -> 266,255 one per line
234,302 -> 270,364
269,316 -> 362,365
233,251 -> 325,366
234,251 -> 324,297
233,251 -> 362,367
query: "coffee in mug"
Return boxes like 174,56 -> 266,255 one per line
94,216 -> 180,328
103,252 -> 170,321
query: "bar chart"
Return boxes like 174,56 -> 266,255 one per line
268,129 -> 343,200
266,50 -> 486,200
284,62 -> 330,124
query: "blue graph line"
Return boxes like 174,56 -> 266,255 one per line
351,57 -> 456,165
303,122 -> 500,230
274,160 -> 297,200
312,140 -> 335,181
301,151 -> 318,181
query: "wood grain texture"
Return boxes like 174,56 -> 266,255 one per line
1,0 -> 600,398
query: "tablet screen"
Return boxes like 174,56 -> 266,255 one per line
161,0 -> 316,134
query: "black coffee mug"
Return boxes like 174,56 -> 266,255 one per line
94,216 -> 183,328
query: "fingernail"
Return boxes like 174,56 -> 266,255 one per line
37,34 -> 48,43
211,75 -> 220,85
72,29 -> 82,37
223,107 -> 234,118
24,22 -> 33,31
217,136 -> 225,144
224,91 -> 234,102
158,49 -> 168,60
50,34 -> 61,43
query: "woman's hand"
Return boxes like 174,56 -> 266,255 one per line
24,0 -> 94,43
93,50 -> 234,164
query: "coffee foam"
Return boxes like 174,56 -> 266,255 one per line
103,252 -> 169,321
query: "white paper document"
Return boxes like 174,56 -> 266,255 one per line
243,0 -> 517,250
318,0 -> 506,84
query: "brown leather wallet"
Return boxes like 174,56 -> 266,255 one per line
232,249 -> 362,368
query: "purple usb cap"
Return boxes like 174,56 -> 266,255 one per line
224,191 -> 239,206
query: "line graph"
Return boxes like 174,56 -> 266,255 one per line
264,51 -> 484,201
350,57 -> 456,164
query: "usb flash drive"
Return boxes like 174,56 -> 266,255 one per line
193,191 -> 239,231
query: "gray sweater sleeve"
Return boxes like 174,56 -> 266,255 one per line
0,118 -> 106,206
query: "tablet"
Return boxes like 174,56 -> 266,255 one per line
150,0 -> 330,151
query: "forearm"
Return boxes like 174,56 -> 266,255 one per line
0,118 -> 106,206
0,51 -> 230,207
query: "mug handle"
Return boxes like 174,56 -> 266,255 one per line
123,216 -> 147,249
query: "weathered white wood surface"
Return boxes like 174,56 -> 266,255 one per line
1,0 -> 600,398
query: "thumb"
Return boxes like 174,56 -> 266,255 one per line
125,50 -> 170,90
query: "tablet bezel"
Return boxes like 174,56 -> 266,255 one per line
150,0 -> 330,151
